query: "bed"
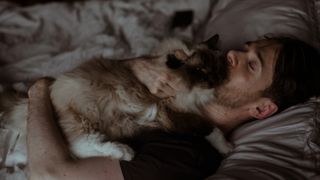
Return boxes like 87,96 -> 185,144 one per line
0,0 -> 319,179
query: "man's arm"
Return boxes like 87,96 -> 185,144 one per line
27,79 -> 124,180
26,58 -> 197,180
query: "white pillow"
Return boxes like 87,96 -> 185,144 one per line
199,0 -> 319,50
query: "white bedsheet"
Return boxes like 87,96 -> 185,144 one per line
0,0 -> 210,83
0,1 -> 211,179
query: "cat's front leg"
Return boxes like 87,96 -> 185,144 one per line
70,134 -> 134,161
51,77 -> 101,122
205,127 -> 233,155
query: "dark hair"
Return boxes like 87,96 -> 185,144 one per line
263,36 -> 320,111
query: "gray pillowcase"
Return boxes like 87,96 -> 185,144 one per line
198,0 -> 320,51
207,99 -> 320,180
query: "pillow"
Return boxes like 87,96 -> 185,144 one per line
200,0 -> 320,179
207,99 -> 320,180
198,0 -> 320,50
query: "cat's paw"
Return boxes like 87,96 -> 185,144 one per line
100,142 -> 134,161
71,134 -> 134,161
206,128 -> 234,155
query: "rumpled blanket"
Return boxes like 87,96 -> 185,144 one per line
0,0 -> 211,83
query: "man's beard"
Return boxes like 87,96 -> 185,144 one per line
209,53 -> 259,108
214,85 -> 261,108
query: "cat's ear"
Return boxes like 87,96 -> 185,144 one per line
203,34 -> 219,50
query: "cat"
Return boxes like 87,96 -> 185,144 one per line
1,35 -> 231,168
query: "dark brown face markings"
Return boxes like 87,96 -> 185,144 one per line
166,54 -> 185,69
163,35 -> 229,90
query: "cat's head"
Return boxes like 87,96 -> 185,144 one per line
166,34 -> 229,90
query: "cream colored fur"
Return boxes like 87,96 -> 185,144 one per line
1,38 -> 231,168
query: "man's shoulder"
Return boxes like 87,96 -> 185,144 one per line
120,130 -> 223,180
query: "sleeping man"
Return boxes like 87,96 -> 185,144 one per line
27,36 -> 320,180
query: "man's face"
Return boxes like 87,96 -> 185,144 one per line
214,39 -> 281,108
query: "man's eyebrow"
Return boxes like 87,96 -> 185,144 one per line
257,50 -> 265,67
247,41 -> 265,67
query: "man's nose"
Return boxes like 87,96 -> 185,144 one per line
227,50 -> 238,67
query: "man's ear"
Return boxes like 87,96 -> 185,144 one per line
248,98 -> 278,120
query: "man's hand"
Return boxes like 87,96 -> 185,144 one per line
129,55 -> 188,98
28,78 -> 54,100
